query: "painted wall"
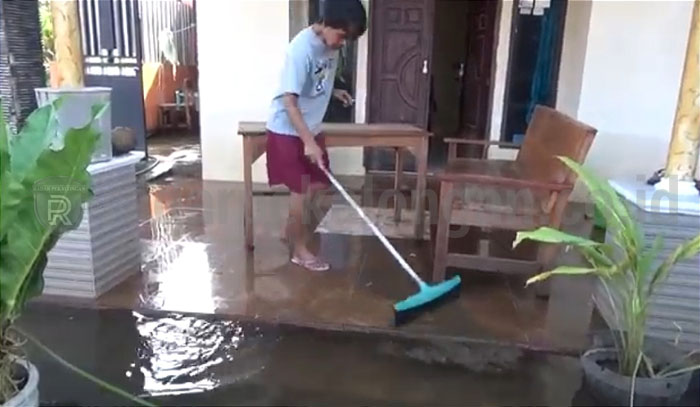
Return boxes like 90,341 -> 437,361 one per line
574,0 -> 693,182
555,0 -> 592,119
486,0 -> 693,200
197,0 -> 365,182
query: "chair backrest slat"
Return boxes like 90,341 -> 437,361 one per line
516,105 -> 597,186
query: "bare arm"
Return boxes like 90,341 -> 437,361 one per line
282,93 -> 325,168
282,93 -> 315,145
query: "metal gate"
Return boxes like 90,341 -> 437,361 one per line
78,0 -> 147,152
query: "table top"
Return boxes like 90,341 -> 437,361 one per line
238,122 -> 429,137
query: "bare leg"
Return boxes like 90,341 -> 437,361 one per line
288,191 -> 314,260
282,183 -> 328,242
306,183 -> 331,228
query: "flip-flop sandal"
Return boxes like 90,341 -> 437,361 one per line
291,256 -> 330,272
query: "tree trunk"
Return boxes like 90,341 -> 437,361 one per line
0,0 -> 46,132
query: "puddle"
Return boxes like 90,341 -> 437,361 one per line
132,312 -> 278,397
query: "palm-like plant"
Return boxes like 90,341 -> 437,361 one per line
514,157 -> 700,378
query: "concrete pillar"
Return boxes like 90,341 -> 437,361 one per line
51,0 -> 84,87
663,0 -> 700,184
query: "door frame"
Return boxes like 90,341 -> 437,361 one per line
365,0 -> 436,129
364,0 -> 504,167
364,0 -> 436,172
478,0 -> 504,143
498,0 -> 569,145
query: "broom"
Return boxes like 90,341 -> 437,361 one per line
321,167 -> 461,326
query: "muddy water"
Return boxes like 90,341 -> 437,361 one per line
20,303 -> 699,406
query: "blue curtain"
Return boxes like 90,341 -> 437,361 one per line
526,0 -> 564,123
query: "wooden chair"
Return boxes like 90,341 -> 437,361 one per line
431,105 -> 597,283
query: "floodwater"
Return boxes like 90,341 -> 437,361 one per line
23,133 -> 699,406
18,303 -> 700,406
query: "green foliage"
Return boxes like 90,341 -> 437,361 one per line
0,98 -> 99,402
0,99 -> 155,406
0,100 -> 101,324
39,0 -> 55,65
514,156 -> 700,378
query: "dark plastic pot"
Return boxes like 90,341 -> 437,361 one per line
581,333 -> 692,406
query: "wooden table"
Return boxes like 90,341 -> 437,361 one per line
239,122 -> 430,250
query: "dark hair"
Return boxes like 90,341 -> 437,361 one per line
319,0 -> 367,39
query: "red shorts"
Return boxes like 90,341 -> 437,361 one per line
266,130 -> 331,194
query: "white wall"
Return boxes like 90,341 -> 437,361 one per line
485,0 -> 693,200
487,1 -> 518,161
555,0 -> 592,118
575,0 -> 693,183
198,0 -> 365,183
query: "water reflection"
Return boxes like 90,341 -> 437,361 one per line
139,206 -> 217,314
131,311 -> 277,397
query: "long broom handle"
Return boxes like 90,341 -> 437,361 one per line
321,167 -> 426,287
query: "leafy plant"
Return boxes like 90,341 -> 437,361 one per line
38,0 -> 55,82
0,100 -> 154,406
514,156 -> 700,379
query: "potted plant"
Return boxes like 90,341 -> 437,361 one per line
514,156 -> 700,406
0,101 -> 153,406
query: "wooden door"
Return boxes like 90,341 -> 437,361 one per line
458,0 -> 498,141
365,0 -> 434,171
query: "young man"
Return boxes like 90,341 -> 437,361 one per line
266,0 -> 367,272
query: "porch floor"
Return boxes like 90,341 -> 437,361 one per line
41,132 -> 601,353
25,133 -> 700,405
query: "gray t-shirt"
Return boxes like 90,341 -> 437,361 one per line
266,27 -> 338,136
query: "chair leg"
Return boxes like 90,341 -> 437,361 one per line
536,237 -> 564,297
432,181 -> 454,283
535,195 -> 569,298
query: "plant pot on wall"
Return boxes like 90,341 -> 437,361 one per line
3,358 -> 39,407
581,331 -> 693,406
34,87 -> 113,163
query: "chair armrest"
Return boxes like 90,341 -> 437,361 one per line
444,138 -> 521,149
439,159 -> 573,192
440,173 -> 573,192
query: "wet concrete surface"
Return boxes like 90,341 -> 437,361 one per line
35,131 -> 606,353
25,133 -> 700,405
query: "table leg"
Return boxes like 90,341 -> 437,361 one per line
433,180 -> 454,282
243,137 -> 254,250
393,147 -> 404,222
414,136 -> 429,240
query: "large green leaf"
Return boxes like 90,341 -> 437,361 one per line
638,235 -> 664,293
558,156 -> 641,255
0,125 -> 97,322
579,245 -> 615,270
526,266 -> 598,286
514,226 -> 601,248
648,233 -> 700,297
9,99 -> 61,177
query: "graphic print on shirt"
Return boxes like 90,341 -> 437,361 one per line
312,57 -> 334,96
